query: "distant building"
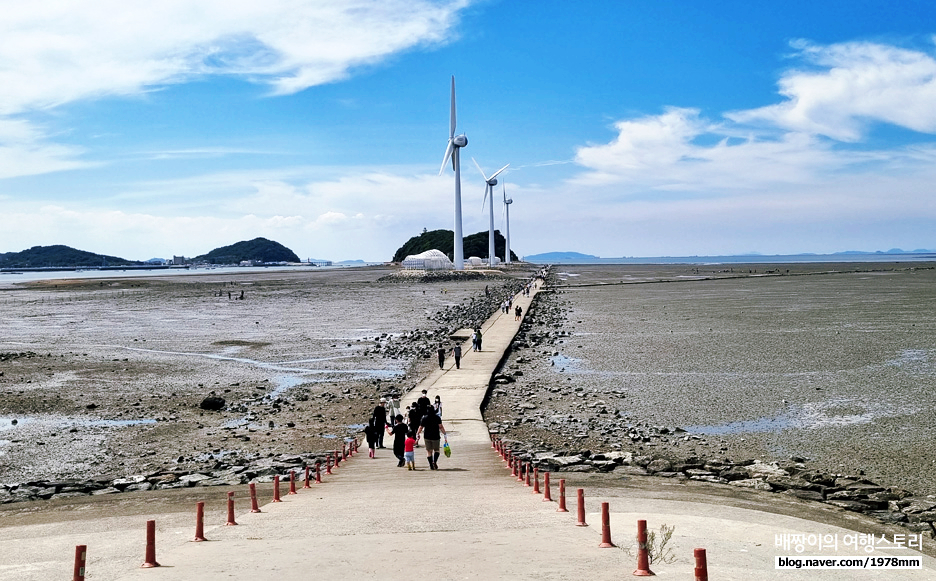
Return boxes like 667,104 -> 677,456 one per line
402,249 -> 454,270
172,255 -> 186,265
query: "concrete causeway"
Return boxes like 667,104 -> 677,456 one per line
2,278 -> 934,580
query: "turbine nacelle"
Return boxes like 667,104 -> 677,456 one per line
453,134 -> 468,148
487,177 -> 498,187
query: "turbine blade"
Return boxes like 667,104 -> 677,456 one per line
449,76 -> 456,138
471,157 -> 489,181
502,184 -> 507,203
439,141 -> 454,175
481,185 -> 489,213
490,163 -> 510,180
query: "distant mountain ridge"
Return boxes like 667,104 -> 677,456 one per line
0,245 -> 138,268
523,251 -> 599,261
0,238 -> 303,268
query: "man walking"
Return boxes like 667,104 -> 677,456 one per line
437,345 -> 445,369
417,406 -> 447,470
451,343 -> 462,369
372,398 -> 389,448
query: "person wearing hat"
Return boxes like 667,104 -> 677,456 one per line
372,398 -> 389,448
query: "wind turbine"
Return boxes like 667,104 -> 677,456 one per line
473,158 -> 509,267
439,76 -> 468,270
503,185 -> 513,264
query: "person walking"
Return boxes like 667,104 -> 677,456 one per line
433,395 -> 442,419
451,344 -> 462,369
437,345 -> 445,369
514,305 -> 522,321
387,414 -> 408,467
364,417 -> 378,458
471,330 -> 478,352
475,327 -> 482,351
372,398 -> 389,448
416,389 -> 432,414
416,407 -> 447,470
404,430 -> 417,470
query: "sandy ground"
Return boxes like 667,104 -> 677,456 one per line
483,263 -> 936,497
0,265 -> 529,487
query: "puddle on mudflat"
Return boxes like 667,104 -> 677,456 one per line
685,398 -> 917,436
550,354 -> 581,371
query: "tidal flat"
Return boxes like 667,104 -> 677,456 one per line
0,265 -> 526,489
486,262 -> 936,497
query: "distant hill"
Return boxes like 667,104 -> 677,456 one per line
392,229 -> 519,263
195,238 -> 300,264
0,245 -> 138,268
523,251 -> 599,262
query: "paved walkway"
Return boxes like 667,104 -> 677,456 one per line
2,279 -> 934,580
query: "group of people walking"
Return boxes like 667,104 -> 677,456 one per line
364,390 -> 446,470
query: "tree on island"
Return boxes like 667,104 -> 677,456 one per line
194,237 -> 300,264
392,229 -> 518,263
0,245 -> 138,268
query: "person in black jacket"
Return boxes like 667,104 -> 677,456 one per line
372,398 -> 389,448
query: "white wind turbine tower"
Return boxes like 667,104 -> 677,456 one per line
439,76 -> 469,270
472,158 -> 509,267
503,185 -> 513,264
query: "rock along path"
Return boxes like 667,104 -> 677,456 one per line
2,280 -> 934,580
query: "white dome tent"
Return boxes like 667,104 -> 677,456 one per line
401,249 -> 454,271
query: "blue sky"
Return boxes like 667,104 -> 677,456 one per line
2,0 -> 936,261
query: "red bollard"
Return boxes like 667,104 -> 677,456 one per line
532,467 -> 540,493
576,489 -> 588,526
326,454 -> 333,474
225,491 -> 238,525
517,461 -> 525,483
599,502 -> 616,547
634,519 -> 655,576
303,465 -> 312,488
525,463 -> 532,487
141,520 -> 160,568
557,479 -> 569,512
335,448 -> 341,467
315,461 -> 322,483
288,470 -> 297,495
543,472 -> 552,502
272,475 -> 283,502
491,435 -> 497,449
510,455 -> 517,477
249,482 -> 262,513
694,548 -> 708,581
193,501 -> 207,542
73,545 -> 87,581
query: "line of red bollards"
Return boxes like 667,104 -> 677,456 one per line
71,438 -> 364,578
490,435 -> 710,579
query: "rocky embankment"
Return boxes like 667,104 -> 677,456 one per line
0,276 -> 527,505
486,274 -> 936,539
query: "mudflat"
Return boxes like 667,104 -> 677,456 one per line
0,265 -> 524,488
485,262 -> 936,497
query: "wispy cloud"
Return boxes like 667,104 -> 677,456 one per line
0,1 -> 471,178
0,1 -> 470,115
728,39 -> 936,141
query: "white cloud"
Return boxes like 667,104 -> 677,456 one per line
0,1 -> 470,178
0,0 -> 468,115
0,118 -> 96,178
728,40 -> 936,141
